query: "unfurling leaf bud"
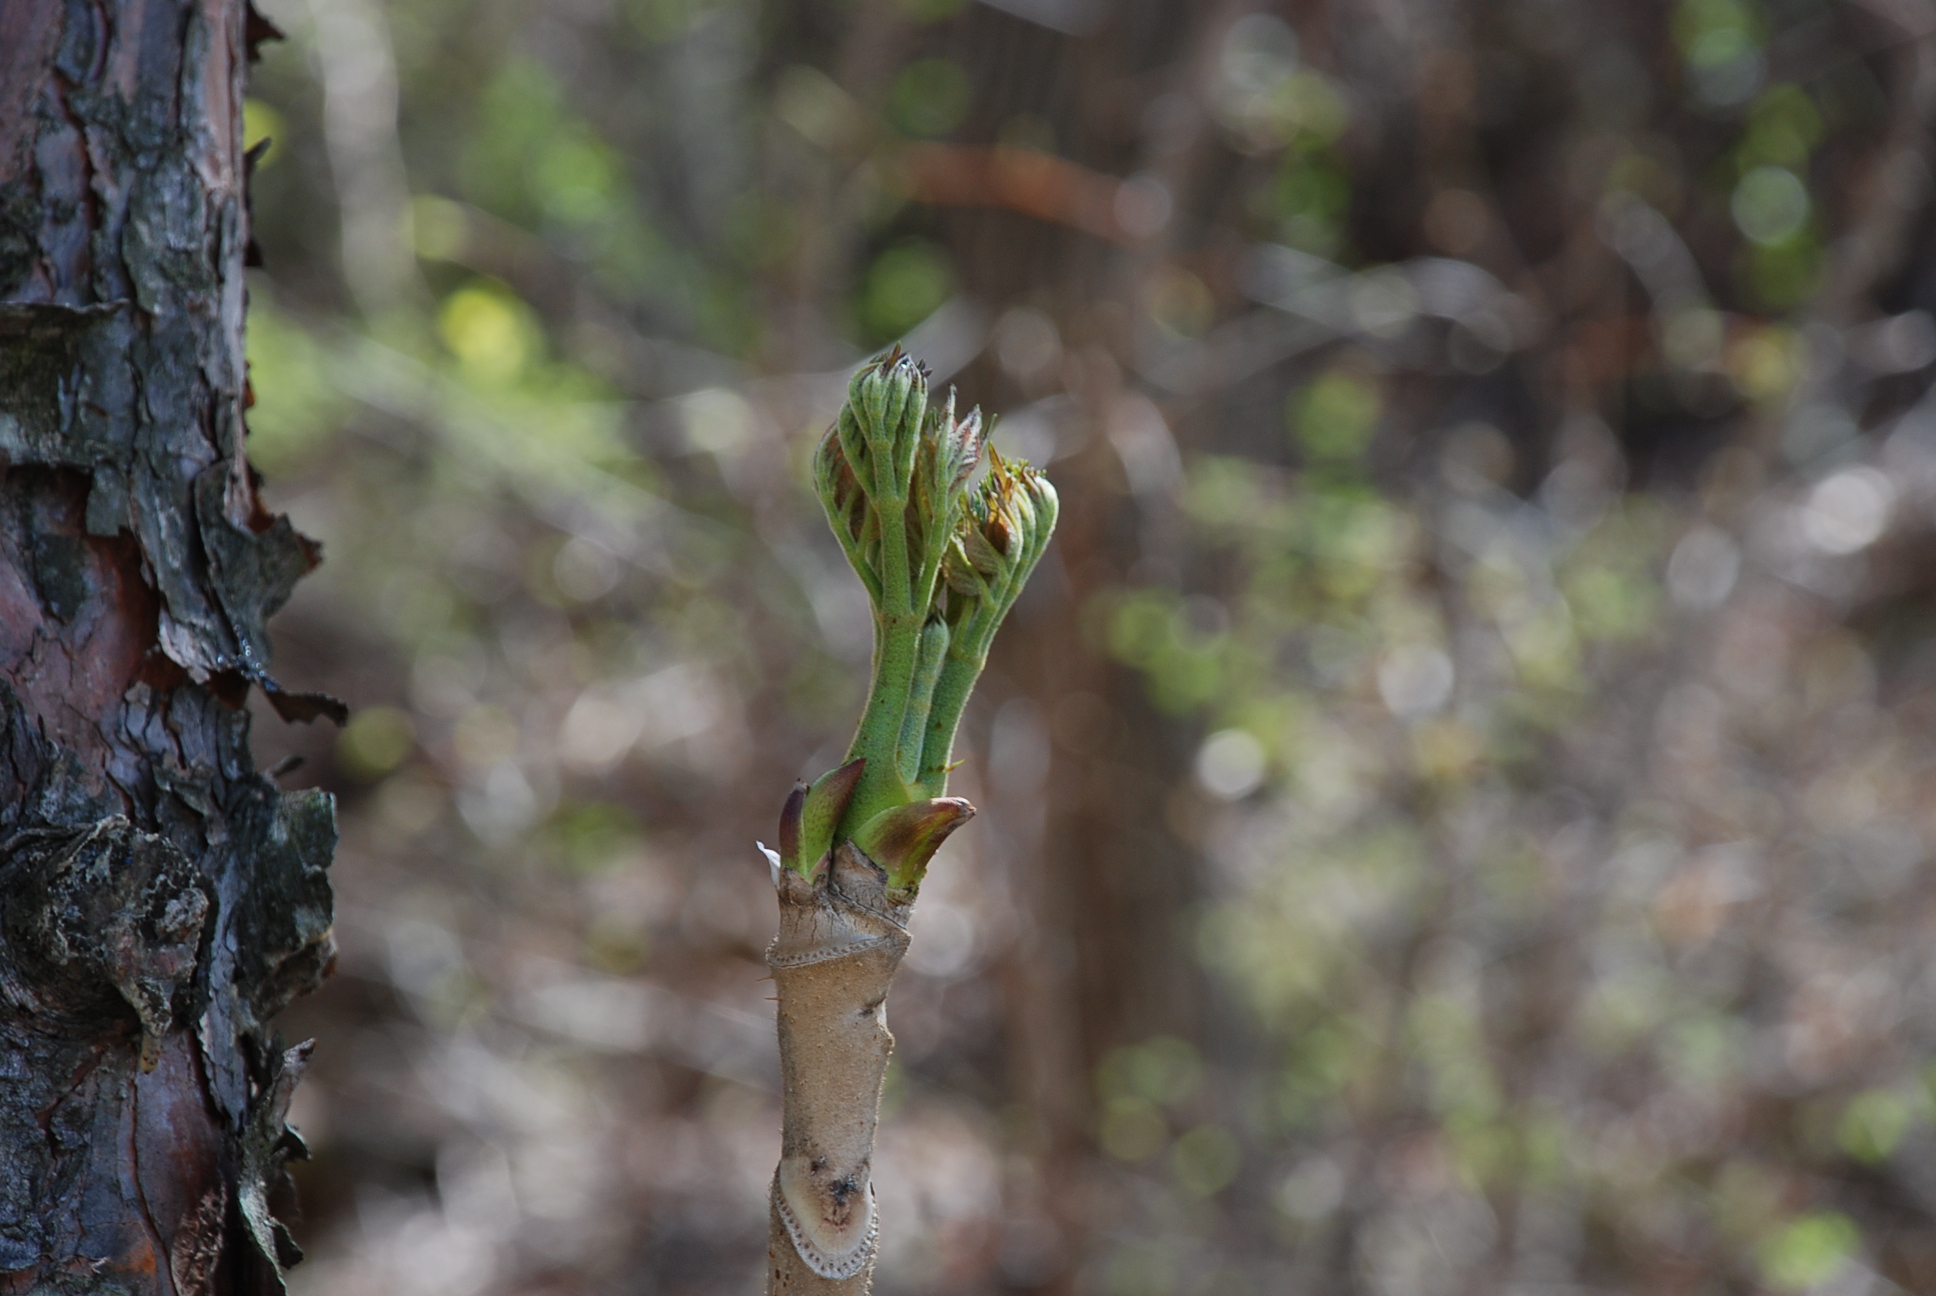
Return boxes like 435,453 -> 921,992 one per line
835,345 -> 927,506
941,447 -> 1059,635
916,448 -> 1058,792
792,348 -> 1050,888
812,347 -> 987,627
768,347 -> 1056,1294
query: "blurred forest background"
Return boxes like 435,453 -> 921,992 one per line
235,0 -> 1936,1292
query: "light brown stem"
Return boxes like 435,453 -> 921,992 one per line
766,842 -> 915,1294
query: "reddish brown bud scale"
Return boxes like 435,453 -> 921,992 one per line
777,781 -> 807,876
850,797 -> 976,896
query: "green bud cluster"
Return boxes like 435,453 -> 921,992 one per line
815,349 -> 983,617
925,448 -> 1059,789
785,347 -> 1057,896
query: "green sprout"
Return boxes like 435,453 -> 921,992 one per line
777,347 -> 1057,897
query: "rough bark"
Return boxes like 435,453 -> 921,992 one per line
0,2 -> 338,1292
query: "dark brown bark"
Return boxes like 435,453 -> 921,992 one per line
0,2 -> 335,1292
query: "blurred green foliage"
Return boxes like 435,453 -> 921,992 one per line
888,58 -> 972,137
234,0 -> 1936,1290
857,240 -> 956,342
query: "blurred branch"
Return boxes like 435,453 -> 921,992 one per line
302,0 -> 423,316
897,143 -> 1140,244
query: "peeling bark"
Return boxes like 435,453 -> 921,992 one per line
0,2 -> 335,1292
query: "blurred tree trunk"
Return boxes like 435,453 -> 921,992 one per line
918,7 -> 1228,1288
0,2 -> 338,1292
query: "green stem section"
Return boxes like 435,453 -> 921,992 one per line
916,645 -> 981,794
842,610 -> 920,831
915,576 -> 1010,792
896,619 -> 950,791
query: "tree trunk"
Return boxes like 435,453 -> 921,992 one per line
0,2 -> 338,1292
